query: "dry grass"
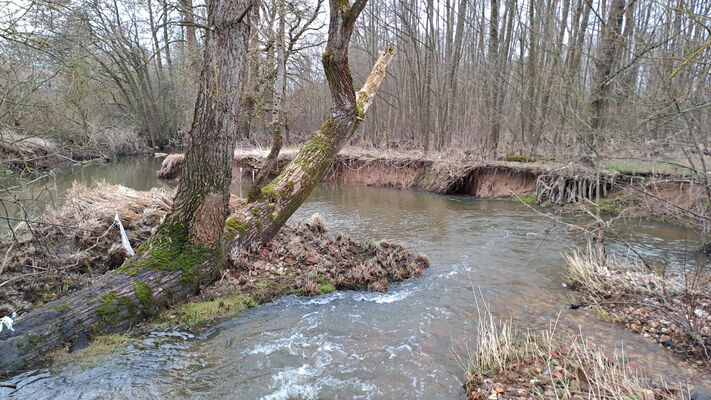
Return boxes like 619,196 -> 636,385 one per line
0,182 -> 175,312
49,334 -> 137,370
465,299 -> 690,399
565,248 -> 618,300
0,182 -> 245,313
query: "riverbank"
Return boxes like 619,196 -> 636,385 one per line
0,130 -> 152,173
566,248 -> 710,370
465,310 -> 692,400
0,183 -> 428,370
156,147 -> 710,232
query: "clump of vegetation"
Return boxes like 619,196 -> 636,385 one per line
465,301 -> 690,399
566,248 -> 711,364
50,334 -> 136,369
163,292 -> 260,329
516,193 -> 537,205
221,214 -> 429,300
595,194 -> 637,215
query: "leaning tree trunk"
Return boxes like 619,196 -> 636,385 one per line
0,0 -> 252,375
225,4 -> 395,256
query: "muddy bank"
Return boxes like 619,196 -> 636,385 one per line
0,183 -> 428,332
157,150 -> 544,198
566,250 -> 710,369
157,150 -> 709,225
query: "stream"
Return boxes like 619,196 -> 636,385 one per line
1,157 -> 709,399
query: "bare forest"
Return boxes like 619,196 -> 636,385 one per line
2,0 -> 709,162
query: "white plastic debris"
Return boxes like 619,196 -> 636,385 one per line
115,211 -> 135,256
0,312 -> 17,333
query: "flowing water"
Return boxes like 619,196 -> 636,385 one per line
1,158 -> 709,399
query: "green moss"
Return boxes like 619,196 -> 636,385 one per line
285,182 -> 294,192
96,291 -> 136,326
168,293 -> 260,328
20,334 -> 47,354
132,217 -> 215,288
56,304 -> 68,312
318,283 -> 336,294
134,282 -> 153,306
595,194 -> 637,215
224,217 -> 248,236
251,208 -> 261,217
517,194 -> 537,205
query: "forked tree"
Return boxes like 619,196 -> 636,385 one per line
0,0 -> 394,375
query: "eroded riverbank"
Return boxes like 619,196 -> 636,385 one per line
158,148 -> 710,231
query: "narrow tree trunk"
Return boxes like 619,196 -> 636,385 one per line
179,0 -> 199,78
487,0 -> 501,154
247,0 -> 286,202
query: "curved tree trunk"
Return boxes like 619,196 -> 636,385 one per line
227,47 -> 395,255
0,0 -> 252,375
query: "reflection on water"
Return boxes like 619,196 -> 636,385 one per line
0,158 -> 169,230
1,161 -> 709,399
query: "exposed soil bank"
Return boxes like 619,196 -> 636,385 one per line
157,149 -> 707,224
566,250 -> 710,370
157,149 -> 545,197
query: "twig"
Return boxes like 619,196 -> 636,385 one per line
0,242 -> 13,275
0,216 -> 103,233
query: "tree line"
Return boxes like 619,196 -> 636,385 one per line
1,0 -> 709,161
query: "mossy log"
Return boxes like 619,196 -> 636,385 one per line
0,267 -> 192,374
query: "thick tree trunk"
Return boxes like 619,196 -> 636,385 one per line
0,0 -> 252,375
